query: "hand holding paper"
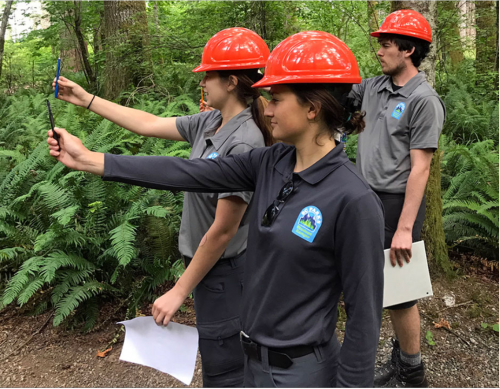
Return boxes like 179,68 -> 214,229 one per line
118,316 -> 199,386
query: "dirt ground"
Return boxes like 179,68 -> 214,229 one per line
0,264 -> 498,388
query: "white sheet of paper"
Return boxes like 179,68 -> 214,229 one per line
118,316 -> 199,386
383,241 -> 433,308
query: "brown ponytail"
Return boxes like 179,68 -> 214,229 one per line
218,70 -> 274,146
288,83 -> 365,142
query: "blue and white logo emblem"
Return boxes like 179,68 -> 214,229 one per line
207,152 -> 219,159
391,102 -> 406,120
292,206 -> 323,243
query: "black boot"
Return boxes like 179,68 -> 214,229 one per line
374,339 -> 399,387
386,358 -> 429,388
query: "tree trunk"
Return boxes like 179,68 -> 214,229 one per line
390,0 -> 452,274
0,0 -> 14,79
60,24 -> 81,73
73,1 -> 96,86
153,2 -> 159,36
475,1 -> 498,74
367,1 -> 380,33
440,1 -> 464,67
103,0 -> 151,100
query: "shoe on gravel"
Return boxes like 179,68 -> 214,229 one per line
385,359 -> 429,388
374,338 -> 400,387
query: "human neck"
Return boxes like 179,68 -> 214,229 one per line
294,134 -> 337,173
217,99 -> 247,132
391,65 -> 419,87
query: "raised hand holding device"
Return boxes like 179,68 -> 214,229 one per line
54,58 -> 61,98
46,100 -> 60,151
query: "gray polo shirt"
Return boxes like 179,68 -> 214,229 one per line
175,108 -> 264,258
103,144 -> 385,387
351,72 -> 445,193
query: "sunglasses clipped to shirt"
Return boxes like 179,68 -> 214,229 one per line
261,180 -> 295,227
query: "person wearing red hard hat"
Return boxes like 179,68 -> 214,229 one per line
349,9 -> 445,388
48,30 -> 385,387
53,27 -> 272,387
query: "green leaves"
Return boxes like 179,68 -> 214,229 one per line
481,322 -> 499,333
109,221 -> 137,269
1,90 -> 182,330
425,330 -> 436,346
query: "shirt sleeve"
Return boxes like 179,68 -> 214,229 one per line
348,79 -> 368,110
102,147 -> 267,193
409,95 -> 445,150
175,111 -> 220,146
334,191 -> 385,388
218,143 -> 256,204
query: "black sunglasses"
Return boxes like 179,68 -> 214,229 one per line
261,180 -> 294,227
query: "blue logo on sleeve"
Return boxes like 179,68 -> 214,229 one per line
292,206 -> 323,243
391,102 -> 406,120
207,152 -> 219,159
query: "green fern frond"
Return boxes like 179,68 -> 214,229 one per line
40,251 -> 96,283
53,281 -> 108,326
2,256 -> 44,306
17,276 -> 45,305
109,221 -> 137,268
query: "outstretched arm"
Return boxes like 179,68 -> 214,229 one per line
53,76 -> 184,140
48,128 -> 260,193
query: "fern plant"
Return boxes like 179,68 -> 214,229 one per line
0,91 -> 195,330
441,136 -> 499,259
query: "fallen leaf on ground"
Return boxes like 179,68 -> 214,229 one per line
433,318 -> 451,330
96,346 -> 112,358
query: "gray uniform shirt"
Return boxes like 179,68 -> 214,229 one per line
103,144 -> 385,387
175,108 -> 265,258
351,72 -> 445,193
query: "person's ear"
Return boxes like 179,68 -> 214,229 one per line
227,75 -> 238,92
307,101 -> 321,121
404,46 -> 415,58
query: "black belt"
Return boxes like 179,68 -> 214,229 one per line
240,331 -> 314,369
182,250 -> 245,267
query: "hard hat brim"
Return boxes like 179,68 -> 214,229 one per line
370,29 -> 432,43
193,63 -> 267,73
252,74 -> 362,88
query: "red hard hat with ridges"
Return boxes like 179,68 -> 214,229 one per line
370,10 -> 432,43
193,27 -> 270,72
252,31 -> 361,88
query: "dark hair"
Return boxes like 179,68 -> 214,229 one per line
378,33 -> 430,68
287,83 -> 365,143
217,70 -> 274,146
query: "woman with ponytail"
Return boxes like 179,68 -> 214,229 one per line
53,27 -> 272,387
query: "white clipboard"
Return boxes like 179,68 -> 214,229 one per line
383,241 -> 433,308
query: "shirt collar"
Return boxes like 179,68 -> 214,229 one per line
377,71 -> 426,98
274,144 -> 350,185
204,108 -> 253,150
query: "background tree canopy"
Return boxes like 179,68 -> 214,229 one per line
0,0 -> 498,330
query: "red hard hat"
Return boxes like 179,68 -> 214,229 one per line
370,10 -> 432,43
252,31 -> 361,88
193,28 -> 270,72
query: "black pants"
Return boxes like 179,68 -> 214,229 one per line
375,192 -> 426,311
184,252 -> 245,387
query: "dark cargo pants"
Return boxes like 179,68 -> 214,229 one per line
185,251 -> 245,387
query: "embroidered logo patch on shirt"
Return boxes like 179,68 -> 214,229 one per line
206,152 -> 219,159
292,206 -> 323,243
391,102 -> 406,120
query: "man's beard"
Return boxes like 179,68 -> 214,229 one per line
382,60 -> 407,77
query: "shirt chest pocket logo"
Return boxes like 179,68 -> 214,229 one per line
391,102 -> 406,120
207,152 -> 219,159
292,206 -> 323,243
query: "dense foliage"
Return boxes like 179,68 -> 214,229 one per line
0,1 -> 497,330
